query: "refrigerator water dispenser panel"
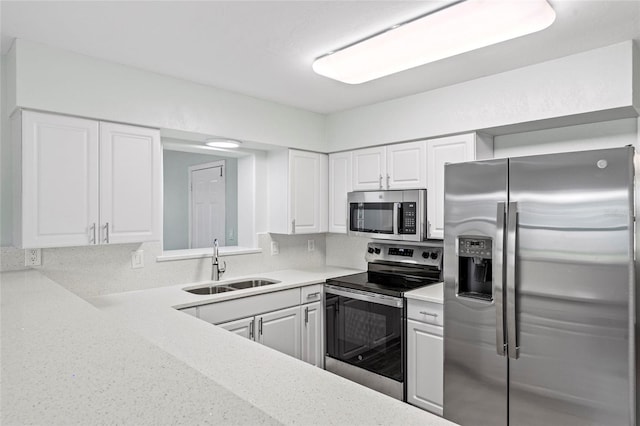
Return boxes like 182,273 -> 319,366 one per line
457,236 -> 493,301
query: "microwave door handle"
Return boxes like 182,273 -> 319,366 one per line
495,202 -> 507,356
393,203 -> 400,235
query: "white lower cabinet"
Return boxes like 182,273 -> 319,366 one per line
301,301 -> 323,368
218,316 -> 254,339
196,285 -> 323,366
258,306 -> 301,359
406,299 -> 444,416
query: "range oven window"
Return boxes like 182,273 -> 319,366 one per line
325,291 -> 403,381
350,202 -> 394,234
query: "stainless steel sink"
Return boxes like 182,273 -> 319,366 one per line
184,279 -> 280,295
226,279 -> 279,290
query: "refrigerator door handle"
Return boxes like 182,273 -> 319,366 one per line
506,201 -> 520,359
495,202 -> 507,356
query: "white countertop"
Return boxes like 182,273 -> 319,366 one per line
404,282 -> 444,304
1,267 -> 455,426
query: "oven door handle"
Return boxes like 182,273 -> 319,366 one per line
325,284 -> 404,308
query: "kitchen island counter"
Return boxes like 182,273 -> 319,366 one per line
1,268 -> 454,426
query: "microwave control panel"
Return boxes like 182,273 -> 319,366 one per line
399,202 -> 417,234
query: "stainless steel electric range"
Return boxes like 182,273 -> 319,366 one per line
324,241 -> 443,401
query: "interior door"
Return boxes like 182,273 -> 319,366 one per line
443,158 -> 508,426
190,161 -> 226,248
507,147 -> 634,425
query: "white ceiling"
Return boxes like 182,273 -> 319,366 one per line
1,1 -> 639,114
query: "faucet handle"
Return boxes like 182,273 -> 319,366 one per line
219,261 -> 226,273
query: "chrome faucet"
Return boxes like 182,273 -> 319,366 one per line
212,239 -> 226,281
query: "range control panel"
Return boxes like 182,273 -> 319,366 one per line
458,237 -> 493,259
365,242 -> 442,268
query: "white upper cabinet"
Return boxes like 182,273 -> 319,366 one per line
426,133 -> 493,239
352,147 -> 386,190
268,149 -> 328,235
352,141 -> 427,191
13,110 -> 161,248
16,111 -> 100,248
99,122 -> 161,244
385,141 -> 427,189
328,152 -> 352,234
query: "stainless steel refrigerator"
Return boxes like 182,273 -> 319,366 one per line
443,146 -> 636,425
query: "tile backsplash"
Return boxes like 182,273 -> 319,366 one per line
0,233 -> 329,299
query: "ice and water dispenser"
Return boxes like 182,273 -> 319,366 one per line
457,236 -> 493,301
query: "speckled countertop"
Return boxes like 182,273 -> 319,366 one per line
1,268 -> 455,426
404,282 -> 444,304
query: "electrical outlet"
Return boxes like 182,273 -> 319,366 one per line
307,239 -> 315,252
270,241 -> 279,255
131,250 -> 144,269
24,248 -> 42,267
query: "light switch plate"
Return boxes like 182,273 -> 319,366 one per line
271,241 -> 279,255
307,239 -> 315,252
131,250 -> 144,269
24,248 -> 41,267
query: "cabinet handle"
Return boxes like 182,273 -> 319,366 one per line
420,311 -> 438,318
379,175 -> 383,189
90,223 -> 96,244
291,219 -> 296,234
306,292 -> 320,299
386,174 -> 390,189
104,222 -> 110,244
258,317 -> 263,335
305,307 -> 309,325
249,319 -> 254,339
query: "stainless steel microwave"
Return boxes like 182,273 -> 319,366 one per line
347,189 -> 427,241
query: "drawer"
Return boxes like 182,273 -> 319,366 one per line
301,284 -> 323,304
407,299 -> 443,327
198,288 -> 300,325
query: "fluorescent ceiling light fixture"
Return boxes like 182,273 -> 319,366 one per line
312,0 -> 556,84
205,138 -> 242,149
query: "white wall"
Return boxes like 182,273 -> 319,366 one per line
494,118 -> 638,158
326,41 -> 638,152
9,39 -> 326,152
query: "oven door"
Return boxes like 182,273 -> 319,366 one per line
324,285 -> 404,384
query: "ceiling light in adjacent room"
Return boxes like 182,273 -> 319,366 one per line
312,0 -> 556,84
205,138 -> 242,148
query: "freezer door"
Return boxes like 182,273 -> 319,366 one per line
507,147 -> 634,425
443,158 -> 508,426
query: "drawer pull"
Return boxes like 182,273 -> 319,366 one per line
420,311 -> 438,317
307,292 -> 320,299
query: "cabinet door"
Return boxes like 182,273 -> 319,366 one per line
352,147 -> 385,191
289,150 -> 328,234
386,141 -> 427,189
257,306 -> 301,359
99,122 -> 161,244
328,152 -> 352,233
301,301 -> 323,368
426,134 -> 475,239
20,111 -> 99,248
218,316 -> 255,340
407,319 -> 443,415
